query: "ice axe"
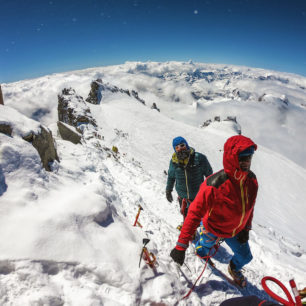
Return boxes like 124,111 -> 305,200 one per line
133,205 -> 143,227
139,238 -> 157,268
139,239 -> 150,267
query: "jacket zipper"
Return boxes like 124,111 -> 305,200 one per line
232,179 -> 247,237
184,168 -> 190,199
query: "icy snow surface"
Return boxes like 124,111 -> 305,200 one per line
0,61 -> 305,305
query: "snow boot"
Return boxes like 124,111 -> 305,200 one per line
228,260 -> 247,287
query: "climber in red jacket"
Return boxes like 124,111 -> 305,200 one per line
170,135 -> 258,287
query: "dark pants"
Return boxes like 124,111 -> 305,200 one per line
178,197 -> 193,218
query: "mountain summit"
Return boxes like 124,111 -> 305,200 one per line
0,61 -> 305,305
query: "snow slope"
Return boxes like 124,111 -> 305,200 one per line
0,61 -> 305,305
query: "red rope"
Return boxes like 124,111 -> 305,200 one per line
181,244 -> 220,300
261,276 -> 295,306
181,253 -> 210,299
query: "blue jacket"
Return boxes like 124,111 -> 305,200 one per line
166,148 -> 213,200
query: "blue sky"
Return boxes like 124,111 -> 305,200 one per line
1,0 -> 306,83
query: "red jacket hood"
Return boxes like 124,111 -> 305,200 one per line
223,135 -> 257,180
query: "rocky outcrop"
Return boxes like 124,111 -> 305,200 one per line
257,75 -> 289,84
58,88 -> 98,142
151,103 -> 160,112
1,105 -> 59,172
0,85 -> 4,105
130,90 -> 145,104
0,123 -> 12,136
201,116 -> 241,134
202,119 -> 212,127
258,93 -> 266,102
23,126 -> 59,171
57,121 -> 82,144
258,93 -> 289,110
86,79 -> 103,105
86,79 -> 146,105
58,88 -> 97,132
230,88 -> 251,100
224,116 -> 237,123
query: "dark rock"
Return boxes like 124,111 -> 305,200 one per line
58,88 -> 97,130
0,85 -> 4,105
280,95 -> 289,106
258,93 -> 266,102
22,133 -> 33,142
86,79 -> 146,105
232,88 -> 251,100
0,123 -> 12,136
202,119 -> 212,127
57,121 -> 82,144
23,126 -> 59,171
151,103 -> 160,112
191,91 -> 202,100
258,75 -> 289,84
224,116 -> 237,123
86,79 -> 103,105
131,90 -> 145,104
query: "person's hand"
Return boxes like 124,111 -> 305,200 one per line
170,248 -> 186,265
236,229 -> 249,244
166,190 -> 173,203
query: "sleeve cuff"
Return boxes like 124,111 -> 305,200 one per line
176,242 -> 188,250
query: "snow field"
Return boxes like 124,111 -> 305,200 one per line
1,61 -> 306,305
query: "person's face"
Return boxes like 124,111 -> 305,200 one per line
238,155 -> 252,172
176,143 -> 189,160
175,143 -> 187,152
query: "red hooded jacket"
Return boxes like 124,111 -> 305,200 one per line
176,135 -> 258,250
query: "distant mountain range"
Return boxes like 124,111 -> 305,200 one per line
3,61 -> 306,168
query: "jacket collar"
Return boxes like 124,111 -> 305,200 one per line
172,147 -> 195,166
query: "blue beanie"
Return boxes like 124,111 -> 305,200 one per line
239,146 -> 255,157
172,136 -> 189,151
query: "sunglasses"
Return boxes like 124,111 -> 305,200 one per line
238,155 -> 253,162
175,143 -> 187,151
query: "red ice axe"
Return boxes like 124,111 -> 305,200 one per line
139,238 -> 157,269
133,205 -> 143,228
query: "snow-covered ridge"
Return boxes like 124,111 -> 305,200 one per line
3,61 -> 306,168
0,61 -> 305,305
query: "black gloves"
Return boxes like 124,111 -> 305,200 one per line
166,190 -> 173,203
170,248 -> 185,265
237,229 -> 249,244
